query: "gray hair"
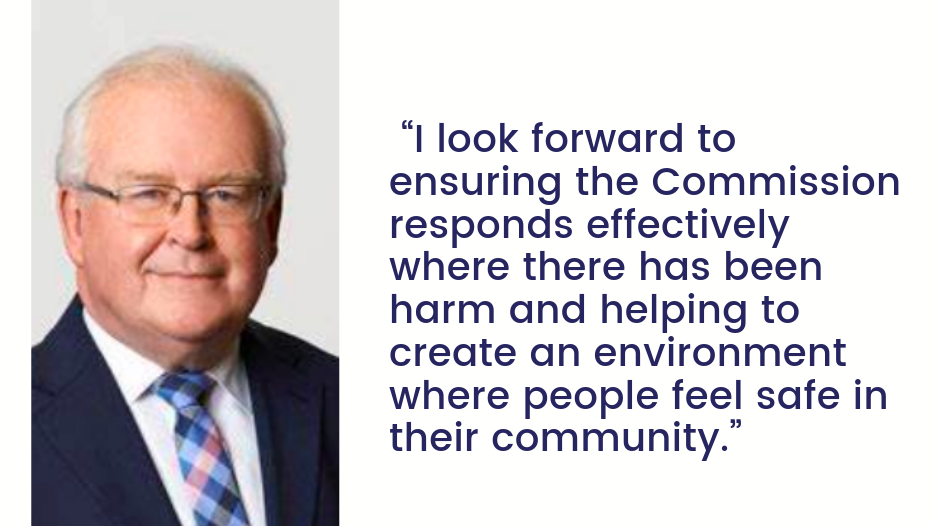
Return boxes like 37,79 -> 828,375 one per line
55,45 -> 287,188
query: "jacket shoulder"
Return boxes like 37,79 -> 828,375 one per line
32,298 -> 97,414
245,319 -> 338,386
32,343 -> 55,415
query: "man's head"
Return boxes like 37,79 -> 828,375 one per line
56,47 -> 287,370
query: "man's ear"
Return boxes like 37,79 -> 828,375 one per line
264,193 -> 283,266
58,187 -> 86,268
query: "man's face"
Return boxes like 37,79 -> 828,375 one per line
60,79 -> 281,368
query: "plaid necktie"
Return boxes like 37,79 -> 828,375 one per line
154,371 -> 251,526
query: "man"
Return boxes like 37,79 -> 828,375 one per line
32,47 -> 337,526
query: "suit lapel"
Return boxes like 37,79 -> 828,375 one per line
243,327 -> 324,526
33,300 -> 181,526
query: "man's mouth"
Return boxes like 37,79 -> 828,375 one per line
148,270 -> 224,280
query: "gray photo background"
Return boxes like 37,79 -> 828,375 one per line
32,1 -> 339,353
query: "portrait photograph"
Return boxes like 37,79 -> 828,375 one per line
32,2 -> 339,525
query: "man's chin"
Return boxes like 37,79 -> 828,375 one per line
143,299 -> 243,344
153,311 -> 237,341
147,284 -> 230,319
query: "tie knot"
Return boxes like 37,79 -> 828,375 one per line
153,371 -> 216,411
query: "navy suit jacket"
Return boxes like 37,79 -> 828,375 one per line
33,299 -> 338,526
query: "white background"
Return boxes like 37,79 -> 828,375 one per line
14,1 -> 934,524
341,1 -> 934,524
5,1 -> 30,520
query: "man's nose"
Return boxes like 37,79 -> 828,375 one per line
167,193 -> 211,250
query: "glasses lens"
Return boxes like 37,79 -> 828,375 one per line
118,185 -> 178,225
204,185 -> 265,225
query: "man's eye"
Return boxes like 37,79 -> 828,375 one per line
126,187 -> 171,202
209,187 -> 248,203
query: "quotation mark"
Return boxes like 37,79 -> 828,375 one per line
730,419 -> 742,428
402,119 -> 421,151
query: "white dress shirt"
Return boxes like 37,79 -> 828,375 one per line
86,311 -> 267,526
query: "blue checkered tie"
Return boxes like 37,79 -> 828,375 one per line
154,371 -> 251,526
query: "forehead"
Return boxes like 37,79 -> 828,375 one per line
86,77 -> 269,185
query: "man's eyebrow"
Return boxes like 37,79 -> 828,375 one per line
214,171 -> 266,185
116,172 -> 173,185
114,171 -> 266,185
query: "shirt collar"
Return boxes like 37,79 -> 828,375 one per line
84,309 -> 253,413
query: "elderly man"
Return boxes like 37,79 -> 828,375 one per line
33,47 -> 337,526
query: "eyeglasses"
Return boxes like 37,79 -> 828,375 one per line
75,182 -> 276,226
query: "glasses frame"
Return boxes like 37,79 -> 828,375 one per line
74,181 -> 277,226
